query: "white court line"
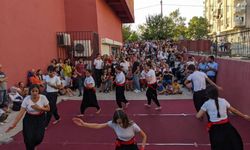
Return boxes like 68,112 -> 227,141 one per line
27,142 -> 250,147
65,113 -> 196,117
133,113 -> 195,116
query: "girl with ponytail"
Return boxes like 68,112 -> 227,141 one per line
196,86 -> 250,150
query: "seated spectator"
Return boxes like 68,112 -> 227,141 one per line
59,77 -> 74,97
0,104 -> 9,123
172,80 -> 182,94
162,71 -> 174,87
9,87 -> 23,111
29,69 -> 44,86
16,82 -> 29,98
157,81 -> 166,95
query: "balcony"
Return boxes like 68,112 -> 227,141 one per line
235,2 -> 247,13
234,16 -> 245,27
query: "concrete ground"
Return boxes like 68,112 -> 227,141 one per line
0,88 -> 192,144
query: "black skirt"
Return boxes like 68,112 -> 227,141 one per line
23,113 -> 46,150
209,122 -> 243,150
80,88 -> 100,114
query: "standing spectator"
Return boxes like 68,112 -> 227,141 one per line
75,58 -> 86,96
198,57 -> 207,73
132,60 -> 141,93
93,54 -> 104,88
0,64 -> 8,107
6,84 -> 50,150
44,65 -> 62,128
206,56 -> 218,83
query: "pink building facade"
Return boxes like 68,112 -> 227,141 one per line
0,0 -> 134,86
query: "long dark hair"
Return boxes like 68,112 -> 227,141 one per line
112,109 -> 132,128
206,86 -> 221,118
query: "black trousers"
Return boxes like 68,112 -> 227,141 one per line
209,122 -> 243,150
193,89 -> 208,112
80,88 -> 100,114
116,86 -> 128,108
45,92 -> 60,127
23,113 -> 46,150
146,83 -> 160,107
95,69 -> 103,88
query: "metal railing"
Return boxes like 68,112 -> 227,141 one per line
56,31 -> 99,60
210,29 -> 250,58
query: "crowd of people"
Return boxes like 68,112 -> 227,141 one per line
1,39 -> 250,150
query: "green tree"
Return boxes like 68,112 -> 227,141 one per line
187,16 -> 209,40
139,14 -> 173,40
122,24 -> 132,42
122,24 -> 139,42
168,9 -> 187,40
139,9 -> 187,40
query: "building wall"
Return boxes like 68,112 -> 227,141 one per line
0,0 -> 66,87
96,0 -> 123,54
64,0 -> 98,32
216,58 -> 250,114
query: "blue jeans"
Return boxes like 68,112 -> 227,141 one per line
0,90 -> 8,106
133,74 -> 141,91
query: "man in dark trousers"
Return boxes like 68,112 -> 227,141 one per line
184,64 -> 222,112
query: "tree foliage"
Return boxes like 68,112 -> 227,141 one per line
122,9 -> 209,41
139,9 -> 187,40
187,16 -> 209,40
122,24 -> 139,42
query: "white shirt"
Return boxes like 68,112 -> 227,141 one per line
107,121 -> 141,141
21,95 -> 49,114
187,71 -> 207,92
94,59 -> 103,70
115,72 -> 125,84
44,75 -> 61,93
201,98 -> 230,122
84,76 -> 95,87
140,70 -> 146,79
120,61 -> 130,73
146,69 -> 156,84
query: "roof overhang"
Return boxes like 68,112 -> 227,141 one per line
105,0 -> 134,23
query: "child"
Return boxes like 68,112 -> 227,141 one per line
172,79 -> 182,94
100,69 -> 109,93
157,81 -> 166,95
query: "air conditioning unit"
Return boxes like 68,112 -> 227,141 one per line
57,33 -> 71,46
73,40 -> 92,57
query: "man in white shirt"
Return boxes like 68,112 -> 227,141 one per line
93,54 -> 104,88
185,64 -> 222,112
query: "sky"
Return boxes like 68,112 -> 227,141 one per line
131,0 -> 204,30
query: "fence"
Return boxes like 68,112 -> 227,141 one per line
56,31 -> 99,62
178,30 -> 250,58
